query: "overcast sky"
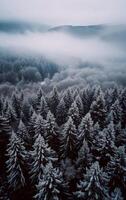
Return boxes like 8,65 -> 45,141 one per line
0,0 -> 126,25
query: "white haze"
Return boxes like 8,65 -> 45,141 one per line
0,31 -> 125,67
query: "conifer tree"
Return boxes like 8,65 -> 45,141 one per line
90,91 -> 106,129
81,86 -> 93,116
76,140 -> 92,177
56,97 -> 67,126
120,88 -> 126,128
36,88 -> 44,111
91,122 -> 106,159
78,113 -> 93,148
27,111 -> 38,148
0,116 -> 11,174
107,146 -> 126,198
68,101 -> 80,128
75,95 -> 84,117
22,100 -> 34,124
11,92 -> 22,118
63,88 -> 73,111
17,120 -> 28,144
108,100 -> 122,125
75,161 -> 109,200
35,162 -> 68,200
99,122 -> 116,167
29,134 -> 57,183
34,114 -> 46,139
48,87 -> 59,117
6,131 -> 26,190
60,117 -> 78,160
45,111 -> 60,152
38,96 -> 49,119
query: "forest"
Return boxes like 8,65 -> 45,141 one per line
0,1 -> 126,199
0,78 -> 126,200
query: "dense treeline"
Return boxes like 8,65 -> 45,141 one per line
0,84 -> 126,200
0,54 -> 59,84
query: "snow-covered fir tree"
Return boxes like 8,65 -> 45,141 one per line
11,91 -> 22,119
29,134 -> 57,183
75,161 -> 109,200
106,146 -> 126,198
63,88 -> 73,111
45,111 -> 60,152
68,101 -> 80,128
90,91 -> 106,129
60,116 -> 78,160
78,113 -> 93,148
75,95 -> 84,118
56,97 -> 67,126
38,96 -> 49,119
35,162 -> 68,200
34,114 -> 46,139
6,131 -> 26,190
48,87 -> 59,117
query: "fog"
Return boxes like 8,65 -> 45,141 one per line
0,27 -> 126,86
0,31 -> 125,65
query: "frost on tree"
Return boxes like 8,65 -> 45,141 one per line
48,87 -> 59,117
29,134 -> 57,183
78,113 -> 93,148
75,161 -> 109,200
38,96 -> 49,119
6,131 -> 26,190
34,114 -> 46,139
107,146 -> 126,198
90,91 -> 106,129
56,97 -> 67,126
68,101 -> 81,128
60,117 -> 78,160
35,162 -> 68,200
45,111 -> 60,152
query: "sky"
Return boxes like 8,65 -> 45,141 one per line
0,0 -> 126,25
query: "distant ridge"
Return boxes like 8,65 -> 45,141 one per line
48,24 -> 105,37
0,21 -> 50,33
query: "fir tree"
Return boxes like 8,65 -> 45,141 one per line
17,120 -> 28,144
29,134 -> 57,183
27,111 -> 38,148
63,88 -> 73,111
107,146 -> 126,198
34,114 -> 46,139
6,131 -> 26,190
120,88 -> 126,128
48,87 -> 59,117
99,122 -> 116,167
60,117 -> 78,160
75,161 -> 109,200
91,122 -> 106,159
56,97 -> 67,126
11,92 -> 22,118
76,140 -> 92,178
38,96 -> 49,119
78,113 -> 93,148
35,162 -> 68,200
108,100 -> 122,125
90,91 -> 106,129
45,111 -> 60,152
0,116 -> 11,174
81,86 -> 93,116
75,95 -> 84,118
68,101 -> 80,128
